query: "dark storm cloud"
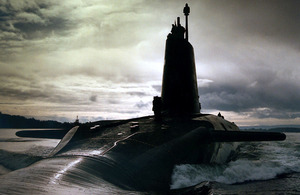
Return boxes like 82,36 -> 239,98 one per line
0,1 -> 69,41
13,17 -> 68,39
237,1 -> 299,48
200,0 -> 300,45
0,86 -> 48,100
0,82 -> 79,104
199,77 -> 300,119
188,0 -> 300,122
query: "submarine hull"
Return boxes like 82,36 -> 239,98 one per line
1,115 -> 242,193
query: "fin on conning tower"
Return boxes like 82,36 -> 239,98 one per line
160,4 -> 201,116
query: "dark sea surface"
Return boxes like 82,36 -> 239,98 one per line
0,129 -> 299,194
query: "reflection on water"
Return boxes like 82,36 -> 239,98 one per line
0,129 -> 60,152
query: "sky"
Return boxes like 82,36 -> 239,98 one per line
0,0 -> 299,126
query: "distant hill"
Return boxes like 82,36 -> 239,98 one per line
240,124 -> 300,130
242,126 -> 300,133
0,112 -> 73,129
268,127 -> 300,133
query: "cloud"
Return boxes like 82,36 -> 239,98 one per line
199,76 -> 300,119
135,101 -> 150,109
0,0 -> 299,126
89,95 -> 97,102
247,108 -> 300,119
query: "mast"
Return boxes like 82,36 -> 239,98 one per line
183,3 -> 190,41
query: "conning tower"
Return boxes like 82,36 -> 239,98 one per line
161,3 -> 201,116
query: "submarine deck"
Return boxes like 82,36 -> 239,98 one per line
55,114 -> 239,158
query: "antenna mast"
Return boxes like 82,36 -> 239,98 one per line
183,3 -> 190,41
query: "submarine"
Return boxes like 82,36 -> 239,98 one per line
1,4 -> 285,194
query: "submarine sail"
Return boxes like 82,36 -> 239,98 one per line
161,5 -> 200,116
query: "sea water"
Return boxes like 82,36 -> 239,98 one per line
0,129 -> 299,194
171,132 -> 300,194
0,129 -> 60,174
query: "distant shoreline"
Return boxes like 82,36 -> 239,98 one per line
1,111 -> 299,132
241,127 -> 300,133
0,112 -> 73,129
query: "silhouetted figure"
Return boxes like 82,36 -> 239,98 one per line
218,112 -> 224,119
74,116 -> 80,125
152,96 -> 162,121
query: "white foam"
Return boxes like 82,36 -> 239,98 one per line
216,159 -> 286,184
171,134 -> 300,189
170,158 -> 296,189
170,164 -> 225,189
